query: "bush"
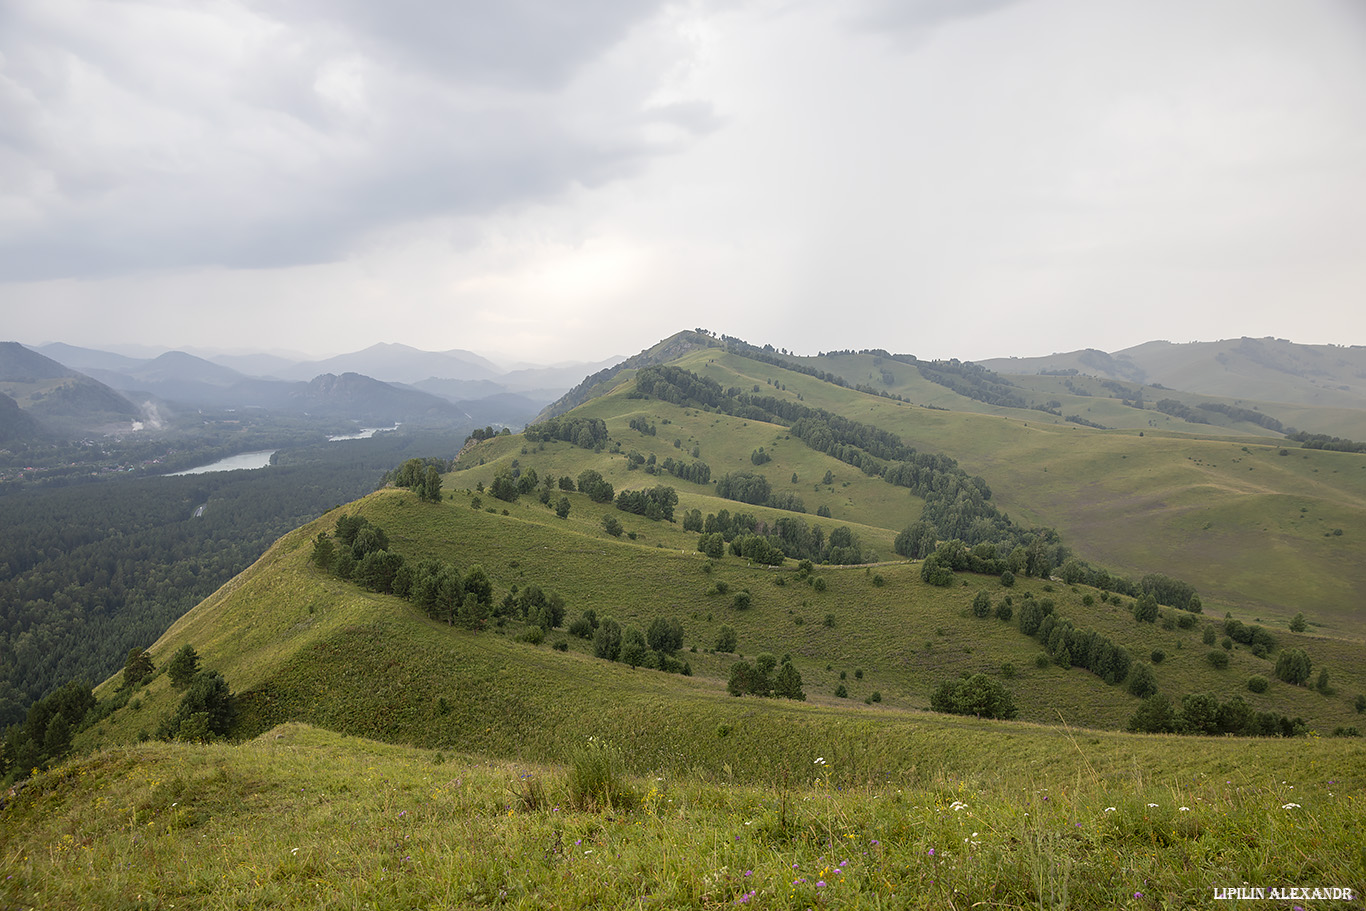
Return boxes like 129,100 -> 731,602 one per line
1150,649 -> 1166,664
834,684 -> 848,698
516,626 -> 545,645
1247,675 -> 1269,693
929,673 -> 1018,719
869,691 -> 882,702
994,602 -> 1013,622
567,740 -> 635,812
823,613 -> 836,628
971,591 -> 992,618
1207,650 -> 1230,670
602,515 -> 624,537
1202,626 -> 1216,645
1000,570 -> 1015,587
1000,663 -> 1016,679
714,625 -> 738,653
732,590 -> 752,610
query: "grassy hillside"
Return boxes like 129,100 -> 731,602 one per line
671,347 -> 1366,634
6,722 -> 1364,910
10,333 -> 1366,907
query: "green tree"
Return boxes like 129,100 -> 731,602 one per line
773,659 -> 805,700
1289,612 -> 1307,633
1177,692 -> 1221,735
1127,694 -> 1175,733
167,644 -> 201,690
593,618 -> 622,661
160,670 -> 234,740
714,625 -> 738,653
555,496 -> 571,519
311,532 -> 334,569
1133,594 -> 1159,623
422,465 -> 443,502
1127,663 -> 1158,698
1274,648 -> 1312,686
123,648 -> 155,689
971,591 -> 992,618
602,515 -> 623,537
619,627 -> 648,668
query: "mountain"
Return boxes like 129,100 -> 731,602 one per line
978,338 -> 1366,413
0,342 -> 140,433
0,391 -> 47,443
291,372 -> 471,424
275,343 -> 503,384
32,342 -> 146,374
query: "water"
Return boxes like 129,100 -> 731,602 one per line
328,425 -> 399,442
167,450 -> 277,476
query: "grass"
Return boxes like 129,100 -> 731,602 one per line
6,723 -> 1365,909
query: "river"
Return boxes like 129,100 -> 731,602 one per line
167,450 -> 278,476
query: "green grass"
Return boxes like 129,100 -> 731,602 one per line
6,723 -> 1365,909
662,349 -> 1366,635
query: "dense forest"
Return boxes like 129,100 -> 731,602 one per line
0,429 -> 469,728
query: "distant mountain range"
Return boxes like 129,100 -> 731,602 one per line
978,338 -> 1366,410
1,341 -> 624,441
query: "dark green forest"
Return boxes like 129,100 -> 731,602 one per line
0,430 -> 470,729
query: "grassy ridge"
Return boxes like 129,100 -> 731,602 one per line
74,489 -> 1365,766
6,723 -> 1364,909
663,348 -> 1366,633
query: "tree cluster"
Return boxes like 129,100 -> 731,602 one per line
578,612 -> 691,675
1128,692 -> 1305,737
727,652 -> 805,700
615,485 -> 678,522
929,673 -> 1018,719
524,416 -> 609,450
386,457 -> 445,502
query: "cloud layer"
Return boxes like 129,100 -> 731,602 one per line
3,0 -> 1364,362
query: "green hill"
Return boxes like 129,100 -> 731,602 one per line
7,330 -> 1366,907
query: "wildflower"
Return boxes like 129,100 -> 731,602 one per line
1135,892 -> 1143,899
949,800 -> 968,812
1282,802 -> 1301,809
928,848 -> 935,856
817,880 -> 827,888
744,870 -> 752,877
814,757 -> 826,765
1104,807 -> 1116,813
736,890 -> 756,904
1179,807 -> 1190,812
1147,803 -> 1158,808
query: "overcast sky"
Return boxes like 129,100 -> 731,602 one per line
3,0 -> 1364,366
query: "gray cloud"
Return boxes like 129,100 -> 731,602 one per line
0,0 -> 709,281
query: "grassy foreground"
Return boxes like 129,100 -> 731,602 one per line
4,724 -> 1363,910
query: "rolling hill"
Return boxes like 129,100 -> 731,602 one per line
7,329 -> 1366,907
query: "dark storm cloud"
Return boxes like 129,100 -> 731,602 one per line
0,0 -> 706,281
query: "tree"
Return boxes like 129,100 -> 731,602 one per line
920,554 -> 954,587
1290,612 -> 1307,633
160,670 -> 234,740
773,659 -> 806,700
123,648 -> 155,689
1127,694 -> 1175,733
1127,663 -> 1158,698
714,625 -> 738,653
1177,692 -> 1221,735
311,532 -> 334,569
593,618 -> 622,661
489,471 -> 520,502
971,591 -> 992,618
422,465 -> 443,502
647,617 -> 684,654
555,496 -> 571,519
167,644 -> 201,690
1133,594 -> 1159,623
1274,648 -> 1312,686
619,627 -> 648,668
602,515 -> 623,537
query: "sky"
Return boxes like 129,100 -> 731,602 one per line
3,0 -> 1365,368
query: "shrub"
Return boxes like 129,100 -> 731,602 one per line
714,625 -> 738,653
1202,626 -> 1216,645
516,626 -> 545,645
1127,663 -> 1158,698
1000,663 -> 1016,679
834,684 -> 848,698
823,613 -> 836,628
1000,570 -> 1015,587
869,691 -> 882,702
1356,694 -> 1366,714
929,673 -> 1018,719
994,602 -> 1013,622
1247,675 -> 1269,693
972,591 -> 992,618
1207,650 -> 1230,670
568,740 -> 635,812
732,590 -> 752,610
1034,655 -> 1050,669
1150,649 -> 1166,664
602,515 -> 624,537
813,577 -> 827,593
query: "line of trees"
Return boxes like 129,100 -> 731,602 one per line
567,609 -> 692,675
727,652 -> 805,700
